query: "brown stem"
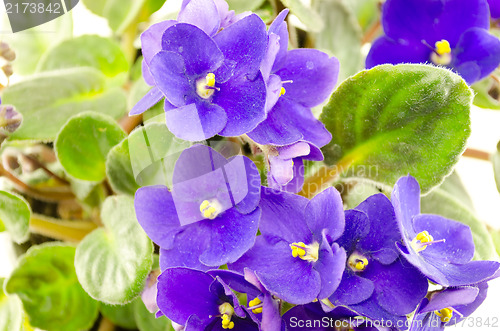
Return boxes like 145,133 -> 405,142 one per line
0,164 -> 75,201
462,148 -> 491,161
362,19 -> 381,44
119,113 -> 143,134
490,74 -> 500,85
97,317 -> 115,331
29,214 -> 97,243
21,153 -> 70,185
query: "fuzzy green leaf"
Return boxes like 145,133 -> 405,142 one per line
0,278 -> 24,331
0,191 -> 31,244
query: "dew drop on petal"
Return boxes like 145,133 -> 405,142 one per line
306,61 -> 314,70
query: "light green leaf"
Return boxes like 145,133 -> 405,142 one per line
471,74 -> 500,110
340,0 -> 380,32
0,190 -> 31,244
55,111 -> 126,182
134,298 -> 172,331
37,35 -> 129,81
101,302 -> 137,329
421,173 -> 498,260
3,67 -> 127,141
281,0 -> 324,32
226,0 -> 265,12
75,196 -> 153,304
106,138 -> 141,196
0,278 -> 24,331
493,141 -> 500,194
313,0 -> 363,81
320,64 -> 472,193
4,243 -> 99,331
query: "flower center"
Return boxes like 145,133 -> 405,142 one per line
410,230 -> 445,253
435,307 -> 453,323
290,241 -> 319,262
196,73 -> 217,99
199,199 -> 222,219
430,40 -> 452,65
248,297 -> 263,314
219,302 -> 235,329
347,251 -> 369,272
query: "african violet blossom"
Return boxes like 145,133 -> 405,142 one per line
131,13 -> 268,141
247,9 -> 338,148
392,175 -> 500,286
488,0 -> 500,18
157,267 -> 263,330
264,140 -> 323,193
230,187 -> 346,304
327,194 -> 428,326
134,144 -> 261,271
366,0 -> 500,85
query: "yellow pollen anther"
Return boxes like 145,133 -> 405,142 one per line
435,308 -> 453,323
196,73 -> 217,99
219,303 -> 235,329
280,87 -> 286,96
347,252 -> 369,272
435,40 -> 451,55
416,230 -> 433,243
199,200 -> 221,220
206,73 -> 216,87
290,242 -> 319,262
249,297 -> 263,314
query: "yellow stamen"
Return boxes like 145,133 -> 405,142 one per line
410,230 -> 444,253
347,252 -> 369,272
248,297 -> 263,314
280,87 -> 286,96
290,242 -> 319,262
435,308 -> 453,323
199,200 -> 221,220
219,303 -> 235,329
196,73 -> 217,99
435,40 -> 451,55
416,230 -> 433,243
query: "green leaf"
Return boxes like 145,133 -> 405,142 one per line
128,122 -> 191,188
281,0 -> 324,32
491,229 -> 500,257
101,302 -> 137,329
134,298 -> 172,331
340,0 -> 380,32
106,138 -> 141,196
4,243 -> 99,331
421,173 -> 498,260
55,111 -> 126,182
0,278 -> 24,331
471,75 -> 500,110
37,35 -> 129,81
0,190 -> 31,244
320,64 -> 472,193
75,196 -> 153,304
493,142 -> 500,194
313,0 -> 363,81
3,67 -> 127,141
226,0 -> 265,12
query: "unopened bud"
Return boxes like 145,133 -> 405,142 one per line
0,42 -> 15,61
2,64 -> 13,77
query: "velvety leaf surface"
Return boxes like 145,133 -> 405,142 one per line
321,64 -> 472,193
75,196 -> 153,304
101,301 -> 137,329
3,67 -> 127,141
106,138 -> 141,196
133,298 -> 173,331
4,243 -> 99,331
0,190 -> 30,244
281,0 -> 324,32
0,279 -> 23,331
55,111 -> 126,182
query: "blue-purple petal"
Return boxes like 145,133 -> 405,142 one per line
130,86 -> 164,115
329,270 -> 375,306
315,238 -> 346,299
178,0 -> 221,36
366,36 -> 431,69
305,187 -> 345,242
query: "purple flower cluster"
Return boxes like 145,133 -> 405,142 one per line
367,0 -> 500,85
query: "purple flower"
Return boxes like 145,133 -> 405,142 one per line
264,141 -> 323,193
409,284 -> 488,330
392,175 -> 500,287
131,14 -> 268,141
157,267 -> 260,330
247,10 -> 338,147
327,194 -> 428,325
488,0 -> 500,18
230,187 -> 346,304
366,0 -> 500,85
134,144 -> 261,270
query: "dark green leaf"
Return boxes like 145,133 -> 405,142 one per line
421,173 -> 498,260
320,64 -> 472,193
313,0 -> 363,81
55,111 -> 126,182
0,278 -> 24,331
3,67 -> 127,141
4,243 -> 99,331
106,138 -> 141,196
0,190 -> 31,244
101,302 -> 137,329
37,35 -> 129,81
75,196 -> 153,304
